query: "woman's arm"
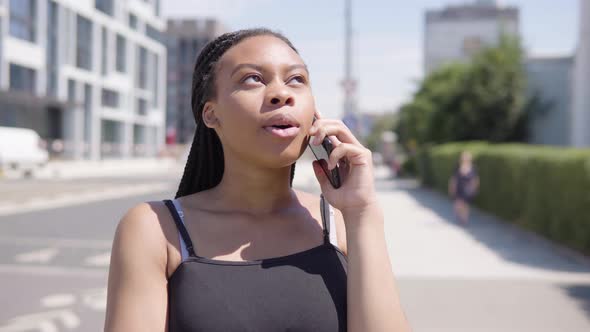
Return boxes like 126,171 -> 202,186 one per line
104,202 -> 169,331
342,204 -> 412,332
309,116 -> 411,331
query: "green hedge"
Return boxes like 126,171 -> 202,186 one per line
416,142 -> 590,254
400,156 -> 417,177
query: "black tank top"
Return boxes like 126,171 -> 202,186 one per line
163,195 -> 348,332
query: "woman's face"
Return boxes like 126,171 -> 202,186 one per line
207,35 -> 316,168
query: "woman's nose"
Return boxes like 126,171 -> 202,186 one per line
265,86 -> 294,107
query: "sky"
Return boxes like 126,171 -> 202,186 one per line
162,0 -> 579,119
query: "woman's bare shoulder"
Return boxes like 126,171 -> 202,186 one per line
105,201 -> 172,331
112,201 -> 172,268
117,201 -> 169,235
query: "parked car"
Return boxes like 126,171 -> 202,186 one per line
0,126 -> 49,176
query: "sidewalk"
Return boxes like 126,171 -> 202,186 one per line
294,162 -> 590,281
1,157 -> 183,180
0,158 -> 182,216
378,178 -> 590,331
381,180 -> 590,282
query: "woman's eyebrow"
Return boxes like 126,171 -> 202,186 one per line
230,63 -> 263,77
286,64 -> 309,74
230,63 -> 309,77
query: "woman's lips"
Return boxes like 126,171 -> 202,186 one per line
263,126 -> 301,138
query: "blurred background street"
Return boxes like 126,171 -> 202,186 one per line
1,0 -> 590,331
1,159 -> 590,331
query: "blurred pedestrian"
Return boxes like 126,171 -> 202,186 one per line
448,151 -> 479,226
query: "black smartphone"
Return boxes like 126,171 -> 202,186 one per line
308,116 -> 342,189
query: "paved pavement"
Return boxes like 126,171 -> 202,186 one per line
0,157 -> 180,180
0,158 -> 184,216
379,178 -> 590,332
0,158 -> 589,331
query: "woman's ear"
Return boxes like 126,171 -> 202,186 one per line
202,102 -> 219,129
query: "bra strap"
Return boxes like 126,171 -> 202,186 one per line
163,199 -> 197,257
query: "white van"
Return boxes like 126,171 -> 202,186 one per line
0,126 -> 49,175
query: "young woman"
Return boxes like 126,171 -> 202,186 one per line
104,28 -> 411,332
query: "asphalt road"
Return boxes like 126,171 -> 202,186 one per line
0,176 -> 176,332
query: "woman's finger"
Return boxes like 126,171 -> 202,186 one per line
329,135 -> 342,147
310,119 -> 361,146
310,122 -> 329,145
326,142 -> 369,170
314,109 -> 323,119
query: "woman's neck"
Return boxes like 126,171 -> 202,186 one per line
206,162 -> 297,216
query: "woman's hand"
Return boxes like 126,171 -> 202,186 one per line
308,113 -> 378,219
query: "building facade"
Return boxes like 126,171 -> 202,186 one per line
525,56 -> 573,146
0,0 -> 166,160
424,0 -> 519,74
165,18 -> 224,144
571,0 -> 590,147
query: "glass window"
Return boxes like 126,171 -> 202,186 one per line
95,0 -> 113,16
137,98 -> 147,115
133,124 -> 145,156
76,15 -> 93,70
155,0 -> 160,17
101,120 -> 123,157
116,34 -> 126,72
9,0 -> 36,42
67,79 -> 76,102
84,84 -> 92,147
129,14 -> 138,30
101,27 -> 107,75
146,24 -> 162,43
101,89 -> 119,108
101,120 -> 115,141
9,63 -> 36,93
63,8 -> 71,65
46,0 -> 58,96
152,54 -> 159,107
137,46 -> 147,89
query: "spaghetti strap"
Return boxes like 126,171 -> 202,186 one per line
320,194 -> 331,245
164,199 -> 197,258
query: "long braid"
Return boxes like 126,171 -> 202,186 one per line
175,28 -> 300,198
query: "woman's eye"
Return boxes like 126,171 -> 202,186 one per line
288,75 -> 306,84
243,75 -> 263,84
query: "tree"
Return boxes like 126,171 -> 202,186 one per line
396,35 -> 530,148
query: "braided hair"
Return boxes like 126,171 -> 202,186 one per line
175,28 -> 300,198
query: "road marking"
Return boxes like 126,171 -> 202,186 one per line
0,264 -> 107,278
82,288 -> 107,311
15,248 -> 59,264
0,309 -> 80,331
84,252 -> 111,267
41,294 -> 76,308
0,236 -> 111,249
0,182 -> 172,217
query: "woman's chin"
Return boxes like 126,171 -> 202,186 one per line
260,151 -> 300,168
253,134 -> 309,166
